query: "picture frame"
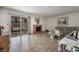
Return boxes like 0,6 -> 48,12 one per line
57,16 -> 69,26
35,17 -> 40,24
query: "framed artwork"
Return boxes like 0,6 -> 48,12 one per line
57,16 -> 69,26
35,17 -> 40,24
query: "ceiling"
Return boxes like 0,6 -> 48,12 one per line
5,6 -> 79,17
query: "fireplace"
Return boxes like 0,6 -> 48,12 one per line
33,25 -> 42,34
36,27 -> 41,32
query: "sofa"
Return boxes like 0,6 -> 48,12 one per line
58,30 -> 79,52
55,26 -> 79,39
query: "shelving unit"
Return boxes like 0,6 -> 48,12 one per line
11,16 -> 28,37
21,17 -> 28,34
11,16 -> 20,36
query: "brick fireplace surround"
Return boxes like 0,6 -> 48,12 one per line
33,25 -> 42,34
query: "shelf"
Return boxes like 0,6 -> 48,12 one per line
11,16 -> 28,36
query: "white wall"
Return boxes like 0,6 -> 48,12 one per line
30,16 -> 47,33
1,7 -> 79,34
40,17 -> 47,31
0,8 -> 3,25
47,12 -> 79,30
0,7 -> 11,35
0,7 -> 47,35
47,17 -> 57,30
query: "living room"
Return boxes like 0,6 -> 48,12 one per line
0,6 -> 79,52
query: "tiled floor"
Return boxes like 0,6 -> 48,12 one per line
28,32 -> 58,52
10,32 -> 58,52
